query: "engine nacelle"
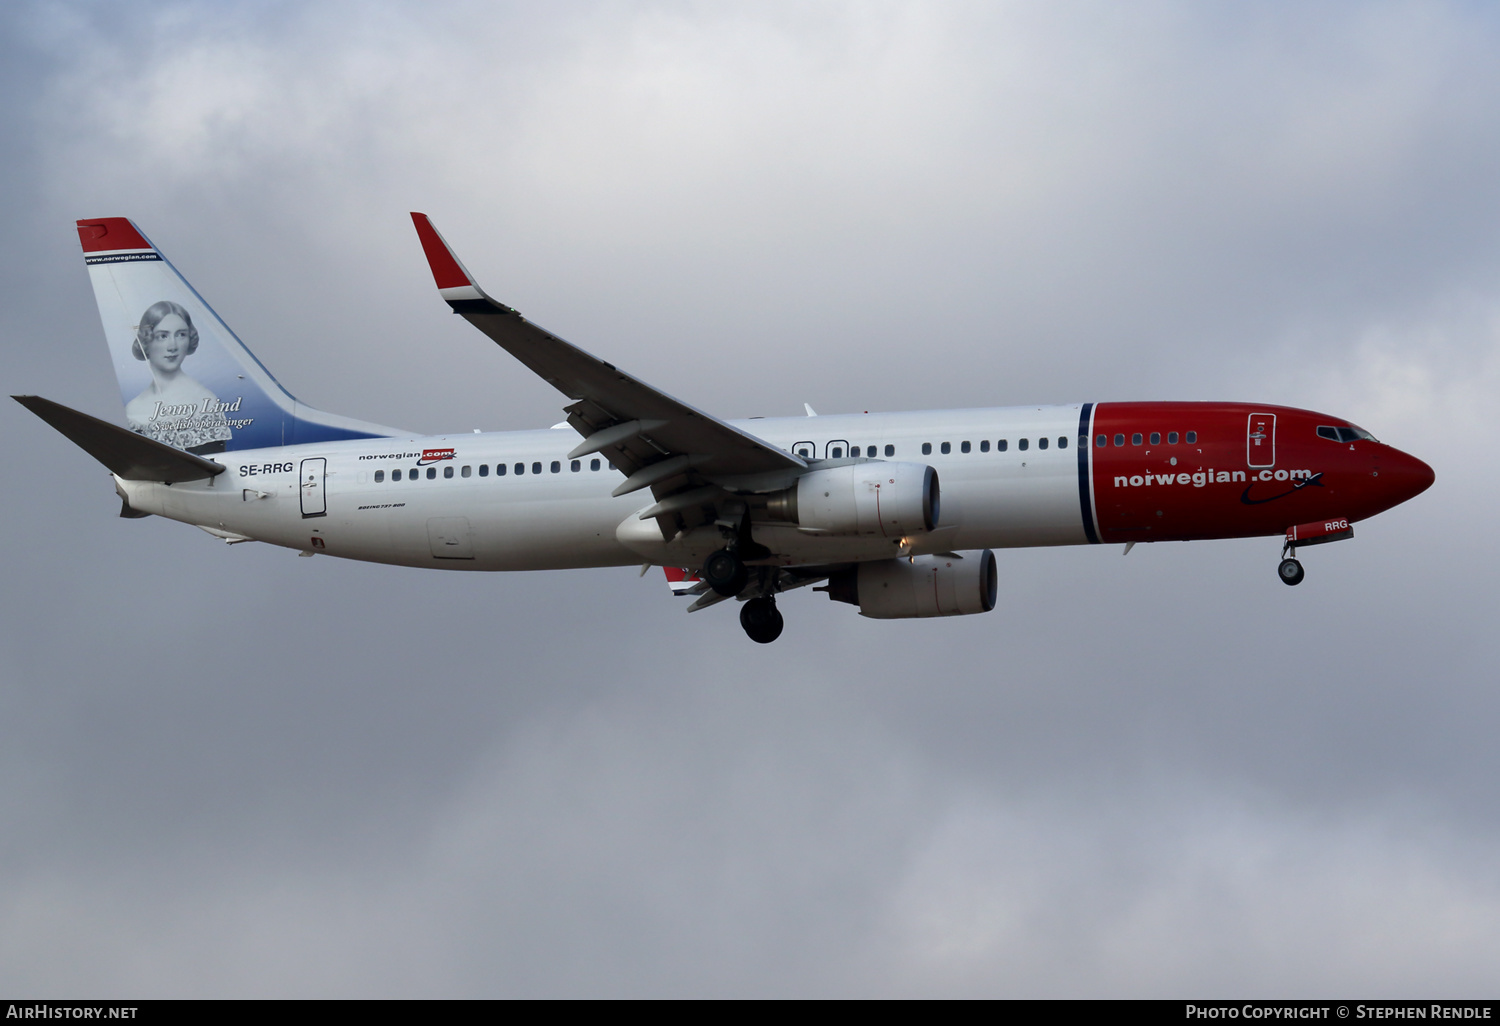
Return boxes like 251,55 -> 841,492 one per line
824,551 -> 997,619
765,462 -> 938,537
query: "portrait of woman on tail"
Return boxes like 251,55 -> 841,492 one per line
125,300 -> 231,454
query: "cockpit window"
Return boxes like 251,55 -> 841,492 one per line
1320,424 -> 1378,443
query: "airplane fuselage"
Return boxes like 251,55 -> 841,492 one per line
117,400 -> 1433,572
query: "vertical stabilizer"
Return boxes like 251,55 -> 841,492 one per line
77,218 -> 399,453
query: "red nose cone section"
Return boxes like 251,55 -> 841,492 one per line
1382,448 -> 1435,505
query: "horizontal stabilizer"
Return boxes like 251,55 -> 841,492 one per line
13,395 -> 225,482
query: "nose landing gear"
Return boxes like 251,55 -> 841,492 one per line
1278,557 -> 1305,586
1277,529 -> 1307,586
1278,534 -> 1306,586
740,595 -> 784,644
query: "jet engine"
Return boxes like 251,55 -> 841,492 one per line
764,463 -> 938,537
822,550 -> 997,619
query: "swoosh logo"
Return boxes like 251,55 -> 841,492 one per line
1240,472 -> 1325,505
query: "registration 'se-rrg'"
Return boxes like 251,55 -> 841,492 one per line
16,215 -> 1435,643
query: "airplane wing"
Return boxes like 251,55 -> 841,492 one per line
410,214 -> 806,534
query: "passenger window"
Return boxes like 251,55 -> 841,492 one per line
884,444 -> 895,457
1114,434 -> 1125,447
591,458 -> 601,471
411,469 -> 419,481
444,466 -> 454,479
830,447 -> 843,459
922,442 -> 932,455
462,465 -> 472,478
1186,431 -> 1197,443
1096,434 -> 1107,447
998,439 -> 1008,452
569,460 -> 579,472
427,467 -> 437,479
496,463 -> 506,476
940,442 -> 951,454
479,464 -> 489,477
957,441 -> 968,453
532,462 -> 542,475
980,440 -> 990,453
375,470 -> 385,483
1038,437 -> 1048,450
393,469 -> 402,481
549,461 -> 560,474
1131,433 -> 1142,445
1150,432 -> 1160,445
1019,438 -> 1029,451
515,463 -> 525,475
1059,436 -> 1069,449
1168,432 -> 1179,444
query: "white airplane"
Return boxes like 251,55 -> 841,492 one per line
16,215 -> 1434,643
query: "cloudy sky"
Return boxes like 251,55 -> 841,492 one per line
1,0 -> 1497,997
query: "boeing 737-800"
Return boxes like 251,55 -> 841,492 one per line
15,215 -> 1435,643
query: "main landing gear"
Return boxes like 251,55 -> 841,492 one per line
702,548 -> 749,597
740,596 -> 784,644
701,549 -> 784,643
703,509 -> 781,642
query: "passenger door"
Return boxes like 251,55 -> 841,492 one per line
1246,413 -> 1276,468
299,458 -> 327,518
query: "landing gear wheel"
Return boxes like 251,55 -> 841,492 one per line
1278,557 -> 1305,586
703,548 -> 748,597
740,596 -> 784,644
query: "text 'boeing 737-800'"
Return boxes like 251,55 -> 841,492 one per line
14,214 -> 1435,643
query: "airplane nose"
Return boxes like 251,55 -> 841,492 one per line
1379,447 -> 1435,504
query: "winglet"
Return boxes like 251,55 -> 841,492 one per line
410,212 -> 497,308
